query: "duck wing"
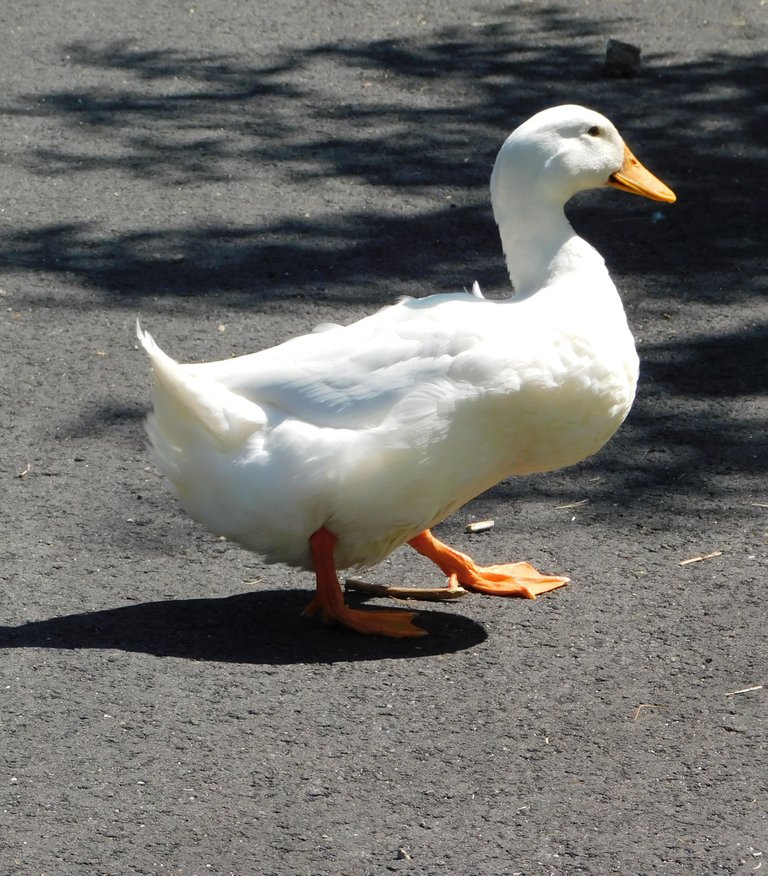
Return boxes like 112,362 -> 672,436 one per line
187,293 -> 499,431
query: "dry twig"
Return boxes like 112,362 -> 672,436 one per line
345,578 -> 468,601
632,703 -> 668,721
679,550 -> 723,566
554,499 -> 589,510
465,519 -> 494,533
724,685 -> 763,697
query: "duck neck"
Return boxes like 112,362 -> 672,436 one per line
496,198 -> 609,299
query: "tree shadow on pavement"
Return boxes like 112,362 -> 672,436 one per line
1,3 -> 765,499
0,5 -> 764,306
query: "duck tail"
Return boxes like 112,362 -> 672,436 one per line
136,320 -> 265,455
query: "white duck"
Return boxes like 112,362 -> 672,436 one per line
138,105 -> 675,638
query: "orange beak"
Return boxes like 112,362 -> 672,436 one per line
609,143 -> 676,203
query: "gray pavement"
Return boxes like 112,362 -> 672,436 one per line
1,1 -> 766,874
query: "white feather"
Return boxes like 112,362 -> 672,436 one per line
138,106 -> 658,572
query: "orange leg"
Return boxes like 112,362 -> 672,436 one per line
408,529 -> 569,598
302,527 -> 426,638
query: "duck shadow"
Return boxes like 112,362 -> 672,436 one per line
0,589 -> 487,664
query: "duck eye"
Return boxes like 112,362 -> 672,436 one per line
587,125 -> 601,137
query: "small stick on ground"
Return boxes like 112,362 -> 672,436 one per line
724,685 -> 763,697
633,703 -> 668,721
679,550 -> 723,566
465,519 -> 494,533
345,578 -> 468,601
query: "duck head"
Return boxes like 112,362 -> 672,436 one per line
491,104 -> 675,223
490,105 -> 676,296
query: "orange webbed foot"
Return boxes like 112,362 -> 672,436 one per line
306,527 -> 426,638
409,530 -> 569,599
444,564 -> 569,598
303,599 -> 425,638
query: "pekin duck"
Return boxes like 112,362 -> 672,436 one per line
138,105 -> 675,638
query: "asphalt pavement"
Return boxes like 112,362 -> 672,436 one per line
1,1 -> 766,874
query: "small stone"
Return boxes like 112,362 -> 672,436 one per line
605,39 -> 642,77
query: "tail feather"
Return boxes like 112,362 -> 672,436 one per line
136,320 -> 266,450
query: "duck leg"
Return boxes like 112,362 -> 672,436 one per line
408,529 -> 569,598
302,527 -> 426,637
